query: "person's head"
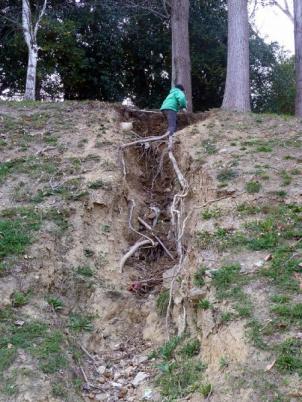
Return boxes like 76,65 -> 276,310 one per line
175,84 -> 185,92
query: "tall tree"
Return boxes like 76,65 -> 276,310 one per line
171,0 -> 192,111
294,0 -> 302,116
123,0 -> 192,110
22,0 -> 47,100
222,0 -> 251,112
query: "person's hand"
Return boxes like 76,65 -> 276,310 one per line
183,108 -> 187,113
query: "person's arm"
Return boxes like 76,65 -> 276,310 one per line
175,91 -> 187,110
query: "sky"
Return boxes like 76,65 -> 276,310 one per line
254,1 -> 294,54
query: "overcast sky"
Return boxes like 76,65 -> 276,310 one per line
254,2 -> 294,54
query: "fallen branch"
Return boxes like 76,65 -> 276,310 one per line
128,199 -> 154,245
35,146 -> 56,156
120,239 -> 155,273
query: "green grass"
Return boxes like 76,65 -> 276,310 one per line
202,208 -> 222,220
275,338 -> 302,375
202,140 -> 217,155
271,303 -> 302,322
280,170 -> 292,186
200,383 -> 212,397
159,336 -> 183,361
76,266 -> 94,277
32,331 -> 68,374
11,291 -> 31,307
88,179 -> 112,190
68,313 -> 94,332
212,263 -> 242,295
237,202 -> 261,215
193,267 -> 206,287
0,208 -> 41,260
156,290 -> 170,316
47,297 -> 64,311
217,168 -> 238,182
245,181 -> 261,194
180,339 -> 200,357
197,299 -> 211,310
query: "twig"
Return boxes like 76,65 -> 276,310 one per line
80,365 -> 90,386
128,199 -> 155,244
35,146 -> 56,156
80,344 -> 95,361
120,239 -> 155,273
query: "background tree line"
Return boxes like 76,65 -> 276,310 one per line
0,0 -> 296,114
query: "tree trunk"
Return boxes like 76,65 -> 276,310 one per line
22,0 -> 42,101
294,0 -> 302,117
222,0 -> 251,112
24,46 -> 38,100
171,0 -> 192,112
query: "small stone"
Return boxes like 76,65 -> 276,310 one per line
298,262 -> 302,268
95,393 -> 109,401
14,320 -> 25,327
189,287 -> 207,301
254,260 -> 264,268
265,254 -> 272,262
132,372 -> 149,387
136,355 -> 148,365
110,381 -> 123,388
97,365 -> 106,375
118,387 -> 128,398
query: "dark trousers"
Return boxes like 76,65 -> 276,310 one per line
162,109 -> 177,136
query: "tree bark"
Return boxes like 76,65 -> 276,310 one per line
171,0 -> 192,112
294,0 -> 302,117
222,0 -> 251,112
22,0 -> 47,101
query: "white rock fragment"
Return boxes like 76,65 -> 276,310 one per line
132,372 -> 149,387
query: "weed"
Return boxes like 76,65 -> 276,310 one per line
220,312 -> 233,323
202,140 -> 217,155
156,290 -> 170,316
101,224 -> 111,233
156,359 -> 205,399
271,303 -> 302,322
217,168 -> 238,182
52,382 -> 68,398
219,356 -> 229,369
197,299 -> 211,310
280,170 -> 292,186
200,383 -> 212,397
275,338 -> 302,375
202,208 -> 222,220
212,263 -> 242,295
193,266 -> 206,287
76,266 -> 94,277
47,297 -> 64,311
237,203 -> 261,215
271,295 -> 290,304
84,249 -> 94,257
68,314 -> 94,332
256,145 -> 272,152
0,208 -> 41,260
88,179 -> 112,190
180,339 -> 200,357
246,319 -> 267,349
159,336 -> 182,361
11,291 -> 31,307
245,181 -> 261,194
32,331 -> 68,374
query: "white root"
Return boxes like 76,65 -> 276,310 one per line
121,131 -> 169,149
119,239 -> 154,273
137,216 -> 174,260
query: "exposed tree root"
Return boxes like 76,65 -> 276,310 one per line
120,130 -> 190,336
120,239 -> 155,273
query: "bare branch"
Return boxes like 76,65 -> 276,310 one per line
34,0 -> 47,38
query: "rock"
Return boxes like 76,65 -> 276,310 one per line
142,388 -> 161,401
254,260 -> 264,268
265,254 -> 272,262
120,122 -> 133,131
132,372 -> 149,387
133,355 -> 148,365
118,387 -> 128,398
188,287 -> 207,301
96,365 -> 106,375
110,381 -> 123,388
95,393 -> 109,401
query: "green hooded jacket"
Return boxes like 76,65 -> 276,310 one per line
160,87 -> 187,112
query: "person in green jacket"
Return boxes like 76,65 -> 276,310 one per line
160,84 -> 187,136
